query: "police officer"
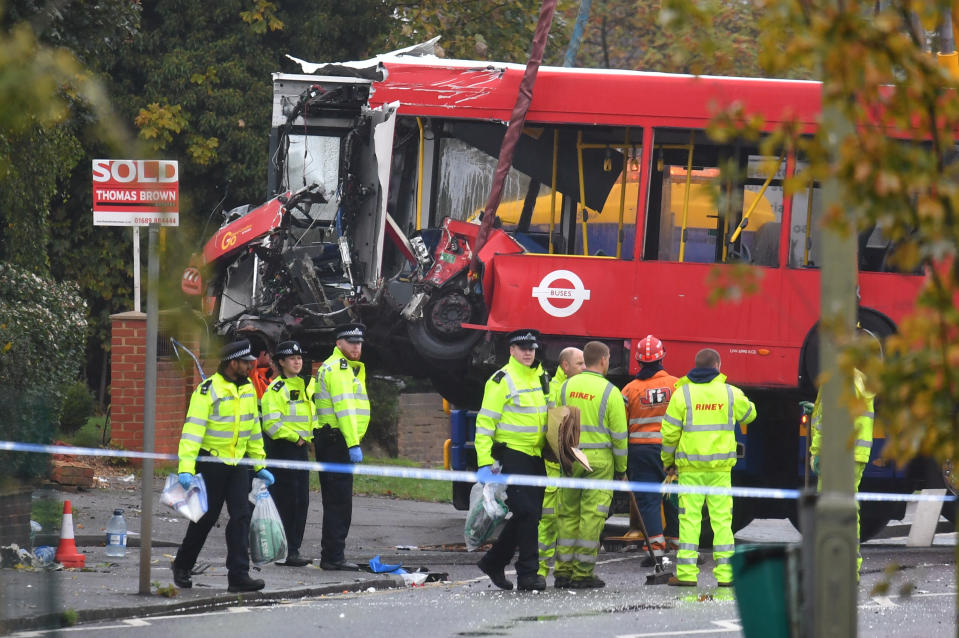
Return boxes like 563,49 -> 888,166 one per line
474,329 -> 550,591
621,334 -> 680,559
172,339 -> 274,593
262,340 -> 315,567
538,347 -> 584,580
661,348 -> 756,587
554,341 -> 628,589
807,366 -> 875,576
313,323 -> 370,571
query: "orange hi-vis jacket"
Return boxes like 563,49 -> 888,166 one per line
621,370 -> 679,445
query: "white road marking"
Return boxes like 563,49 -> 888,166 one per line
616,618 -> 742,637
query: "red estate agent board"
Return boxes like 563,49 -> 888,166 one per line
92,159 -> 179,227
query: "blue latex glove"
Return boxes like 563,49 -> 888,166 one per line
178,472 -> 194,490
475,465 -> 495,484
256,468 -> 275,486
348,446 -> 363,463
811,456 -> 820,474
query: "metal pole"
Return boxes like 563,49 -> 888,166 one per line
138,223 -> 158,595
812,96 -> 859,637
133,226 -> 141,313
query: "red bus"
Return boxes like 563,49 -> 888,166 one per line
196,47 -> 944,536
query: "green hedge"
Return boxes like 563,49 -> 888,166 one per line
0,262 -> 87,479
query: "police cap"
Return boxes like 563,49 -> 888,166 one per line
506,328 -> 540,349
220,339 -> 257,362
335,323 -> 366,343
274,340 -> 304,359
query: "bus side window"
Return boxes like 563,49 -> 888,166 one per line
788,183 -> 823,268
647,128 -> 784,266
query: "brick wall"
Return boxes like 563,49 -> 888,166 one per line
396,393 -> 448,465
109,312 -> 205,458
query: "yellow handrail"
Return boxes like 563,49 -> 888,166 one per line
728,151 -> 785,245
416,118 -> 425,230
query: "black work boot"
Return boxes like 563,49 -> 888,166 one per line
280,551 -> 311,567
227,573 -> 266,593
554,574 -> 573,588
517,574 -> 547,591
570,575 -> 605,589
477,558 -> 513,590
172,565 -> 192,589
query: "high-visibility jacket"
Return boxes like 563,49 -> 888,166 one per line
621,370 -> 679,445
560,370 -> 629,474
261,375 -> 316,444
809,368 -> 875,463
548,367 -> 567,407
475,356 -> 549,467
177,373 -> 266,474
661,372 -> 756,471
313,346 -> 370,448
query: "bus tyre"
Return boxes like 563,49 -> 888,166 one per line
798,307 -> 896,392
407,286 -> 483,364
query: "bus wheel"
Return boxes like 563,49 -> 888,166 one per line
407,288 -> 483,364
798,307 -> 896,391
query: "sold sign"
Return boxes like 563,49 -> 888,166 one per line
92,159 -> 179,227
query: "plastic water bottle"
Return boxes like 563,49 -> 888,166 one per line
105,509 -> 127,557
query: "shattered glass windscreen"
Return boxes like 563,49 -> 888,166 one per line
283,134 -> 340,196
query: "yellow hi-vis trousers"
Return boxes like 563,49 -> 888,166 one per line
676,470 -> 734,584
537,460 -> 561,577
818,461 -> 866,576
555,452 -> 613,580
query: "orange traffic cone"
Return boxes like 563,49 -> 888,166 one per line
54,500 -> 86,568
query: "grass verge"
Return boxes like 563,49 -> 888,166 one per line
309,456 -> 452,503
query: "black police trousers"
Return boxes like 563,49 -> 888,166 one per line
482,447 -> 546,579
314,426 -> 352,564
173,454 -> 252,579
266,438 -> 310,555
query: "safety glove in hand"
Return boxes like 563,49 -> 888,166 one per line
348,446 -> 363,463
811,456 -> 820,474
178,472 -> 194,490
256,468 -> 275,486
475,465 -> 495,484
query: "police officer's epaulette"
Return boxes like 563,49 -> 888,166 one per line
340,358 -> 349,370
199,378 -> 213,395
272,380 -> 285,392
492,370 -> 506,383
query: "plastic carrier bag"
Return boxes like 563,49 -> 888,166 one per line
248,478 -> 288,565
160,473 -> 209,523
464,475 -> 508,552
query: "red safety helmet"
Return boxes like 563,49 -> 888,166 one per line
636,334 -> 665,363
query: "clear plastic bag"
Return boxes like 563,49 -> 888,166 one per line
160,473 -> 209,523
248,478 -> 288,565
464,477 -> 508,552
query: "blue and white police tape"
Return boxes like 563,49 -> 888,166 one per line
0,440 -> 954,503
